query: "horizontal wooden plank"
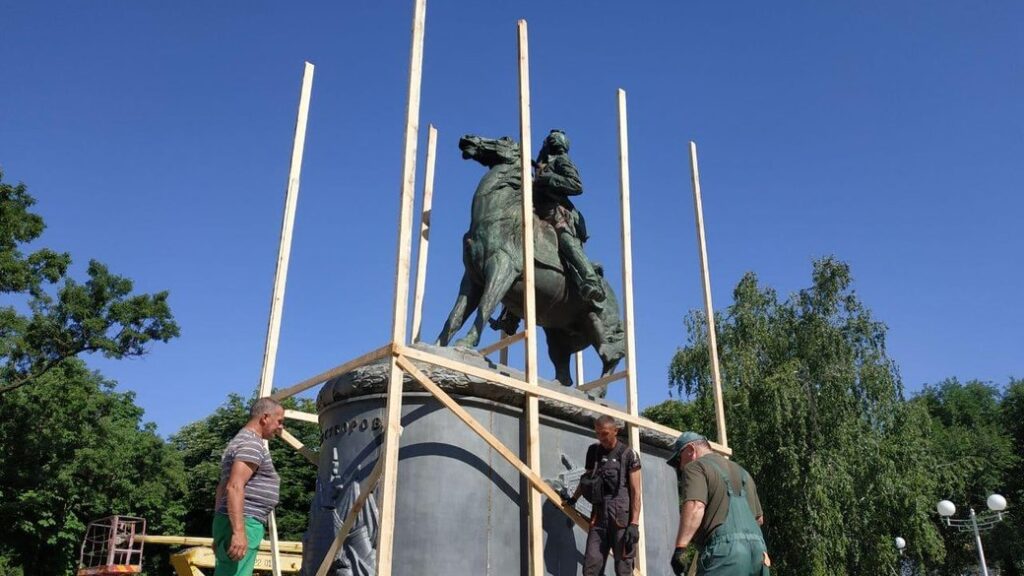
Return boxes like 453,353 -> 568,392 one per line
578,370 -> 627,392
478,331 -> 526,357
139,535 -> 302,553
396,345 -> 731,456
283,409 -> 318,424
271,344 -> 392,400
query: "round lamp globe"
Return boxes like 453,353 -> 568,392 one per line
987,494 -> 1007,512
937,500 -> 956,517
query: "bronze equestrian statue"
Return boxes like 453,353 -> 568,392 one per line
436,133 -> 625,387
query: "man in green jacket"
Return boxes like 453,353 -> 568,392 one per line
667,432 -> 769,576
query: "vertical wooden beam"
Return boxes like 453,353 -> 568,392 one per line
575,351 -> 585,389
517,18 -> 544,576
617,88 -> 646,575
411,124 -> 438,343
377,0 -> 427,574
688,141 -> 728,449
255,61 -> 314,576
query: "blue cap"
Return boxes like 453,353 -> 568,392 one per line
666,431 -> 706,468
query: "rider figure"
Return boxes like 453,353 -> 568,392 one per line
533,129 -> 605,304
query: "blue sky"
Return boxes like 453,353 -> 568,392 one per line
2,1 -> 1021,437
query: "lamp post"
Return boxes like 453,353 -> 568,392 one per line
893,537 -> 907,576
936,494 -> 1009,576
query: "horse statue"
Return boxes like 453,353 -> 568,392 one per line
436,134 -> 625,387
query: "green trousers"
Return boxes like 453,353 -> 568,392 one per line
698,459 -> 770,576
212,513 -> 265,576
698,532 -> 769,576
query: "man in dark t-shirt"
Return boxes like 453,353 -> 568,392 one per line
565,415 -> 642,576
667,432 -> 769,576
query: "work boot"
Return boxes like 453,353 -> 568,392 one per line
558,232 -> 605,304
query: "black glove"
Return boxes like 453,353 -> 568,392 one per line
622,523 -> 639,548
563,495 -> 578,507
670,547 -> 688,575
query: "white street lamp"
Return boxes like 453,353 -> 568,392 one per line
892,537 -> 908,576
937,494 -> 1009,576
987,494 -> 1007,512
937,500 -> 956,517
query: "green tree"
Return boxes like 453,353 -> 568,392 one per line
0,169 -> 179,395
911,379 -> 1020,576
641,399 -> 699,433
171,394 -> 321,542
661,257 -> 943,575
0,168 -> 181,574
0,360 -> 187,576
997,377 -> 1024,575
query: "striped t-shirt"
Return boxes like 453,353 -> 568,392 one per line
215,429 -> 280,522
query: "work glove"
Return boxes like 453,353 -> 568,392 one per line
563,495 -> 578,507
622,523 -> 639,548
670,546 -> 688,575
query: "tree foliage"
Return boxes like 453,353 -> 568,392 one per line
911,379 -> 1021,575
0,169 -> 179,395
657,257 -> 945,575
997,378 -> 1024,575
0,169 -> 182,575
171,394 -> 321,541
0,360 -> 187,576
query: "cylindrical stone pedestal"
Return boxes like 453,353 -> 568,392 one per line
301,344 -> 680,576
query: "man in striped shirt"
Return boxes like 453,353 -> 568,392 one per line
213,397 -> 284,576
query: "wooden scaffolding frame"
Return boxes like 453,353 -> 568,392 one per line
254,1 -> 732,574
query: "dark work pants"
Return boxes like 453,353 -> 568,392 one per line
582,514 -> 633,576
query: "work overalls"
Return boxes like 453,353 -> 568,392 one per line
697,459 -> 770,576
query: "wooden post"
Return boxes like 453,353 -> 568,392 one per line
617,89 -> 646,575
411,124 -> 438,343
255,61 -> 314,576
517,19 -> 544,576
575,351 -> 585,388
258,61 -> 314,397
377,0 -> 426,573
688,141 -> 728,449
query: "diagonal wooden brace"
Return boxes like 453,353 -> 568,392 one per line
271,344 -> 393,401
314,457 -> 385,576
278,428 -> 318,465
394,354 -> 588,528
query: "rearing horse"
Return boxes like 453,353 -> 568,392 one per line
436,134 -> 625,387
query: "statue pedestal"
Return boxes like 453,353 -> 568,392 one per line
302,343 -> 680,576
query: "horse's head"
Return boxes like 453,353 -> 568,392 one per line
459,134 -> 520,168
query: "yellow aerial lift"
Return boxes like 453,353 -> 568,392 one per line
78,516 -> 303,576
